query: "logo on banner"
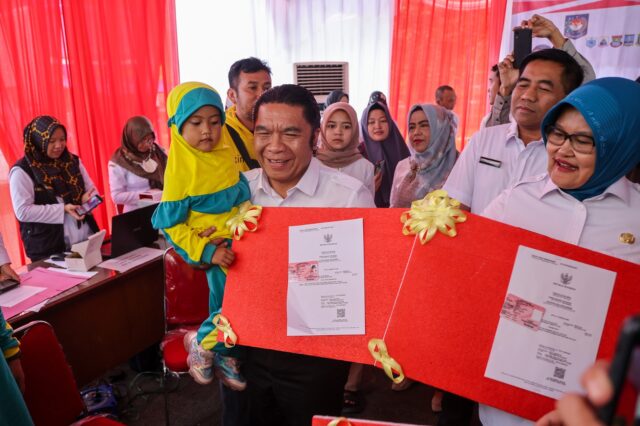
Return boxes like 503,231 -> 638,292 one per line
564,14 -> 589,39
623,34 -> 635,46
598,36 -> 609,47
610,35 -> 623,48
586,37 -> 597,48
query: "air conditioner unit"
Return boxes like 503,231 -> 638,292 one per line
293,62 -> 349,104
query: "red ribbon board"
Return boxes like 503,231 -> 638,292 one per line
222,207 -> 640,421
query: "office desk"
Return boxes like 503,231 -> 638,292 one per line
9,257 -> 165,386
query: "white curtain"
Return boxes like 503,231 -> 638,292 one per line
177,0 -> 394,117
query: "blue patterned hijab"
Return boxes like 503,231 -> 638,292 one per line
406,104 -> 457,199
541,77 -> 640,201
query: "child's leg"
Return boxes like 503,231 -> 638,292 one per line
188,265 -> 246,390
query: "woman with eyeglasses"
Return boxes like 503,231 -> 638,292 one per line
108,116 -> 167,213
480,77 -> 640,425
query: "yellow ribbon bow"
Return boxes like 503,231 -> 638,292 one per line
368,338 -> 405,384
213,314 -> 238,348
327,418 -> 353,426
226,201 -> 263,240
400,189 -> 467,245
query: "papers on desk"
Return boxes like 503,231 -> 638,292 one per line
0,286 -> 45,307
287,218 -> 365,336
485,246 -> 616,399
98,247 -> 164,272
21,267 -> 90,290
43,258 -> 99,278
46,268 -> 98,279
45,257 -> 68,268
1,267 -> 90,318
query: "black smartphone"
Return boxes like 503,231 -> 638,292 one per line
597,315 -> 640,425
513,28 -> 532,69
374,160 -> 385,174
76,194 -> 103,216
0,278 -> 19,293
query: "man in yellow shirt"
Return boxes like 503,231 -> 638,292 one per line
225,57 -> 272,171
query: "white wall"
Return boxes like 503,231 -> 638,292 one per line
176,0 -> 394,116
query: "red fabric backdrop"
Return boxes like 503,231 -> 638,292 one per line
0,0 -> 178,265
389,0 -> 507,150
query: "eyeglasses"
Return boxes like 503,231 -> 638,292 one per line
545,125 -> 595,154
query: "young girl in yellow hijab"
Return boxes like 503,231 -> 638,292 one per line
152,82 -> 253,390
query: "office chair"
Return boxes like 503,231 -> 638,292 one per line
14,320 -> 124,426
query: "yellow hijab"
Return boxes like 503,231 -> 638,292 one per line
163,82 -> 238,202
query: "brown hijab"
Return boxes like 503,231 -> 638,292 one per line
316,102 -> 362,168
110,116 -> 167,189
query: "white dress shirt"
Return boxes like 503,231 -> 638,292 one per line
443,121 -> 547,214
332,158 -> 375,198
108,161 -> 153,213
0,233 -> 10,266
244,157 -> 375,208
479,175 -> 640,426
9,161 -> 96,249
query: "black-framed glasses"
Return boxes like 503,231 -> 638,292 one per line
545,125 -> 595,154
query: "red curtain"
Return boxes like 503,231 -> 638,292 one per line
389,0 -> 507,150
0,0 -> 179,265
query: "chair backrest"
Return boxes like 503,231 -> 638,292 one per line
163,247 -> 210,327
14,321 -> 86,426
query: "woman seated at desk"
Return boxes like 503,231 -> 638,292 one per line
108,116 -> 167,213
9,116 -> 99,262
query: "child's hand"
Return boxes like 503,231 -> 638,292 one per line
211,246 -> 235,268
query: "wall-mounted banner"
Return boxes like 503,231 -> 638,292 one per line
502,0 -> 640,79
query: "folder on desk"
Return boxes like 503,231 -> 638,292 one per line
65,230 -> 106,271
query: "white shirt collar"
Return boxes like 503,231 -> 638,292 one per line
539,175 -> 631,205
255,157 -> 320,200
506,121 -> 543,148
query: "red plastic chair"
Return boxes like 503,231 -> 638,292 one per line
159,247 -> 210,424
161,247 -> 210,373
13,321 -> 124,426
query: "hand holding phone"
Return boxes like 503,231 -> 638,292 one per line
597,315 -> 640,424
513,27 -> 532,69
0,278 -> 19,293
76,194 -> 103,216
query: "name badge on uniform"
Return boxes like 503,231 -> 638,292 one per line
479,156 -> 502,168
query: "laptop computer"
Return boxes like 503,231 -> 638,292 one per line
103,204 -> 159,258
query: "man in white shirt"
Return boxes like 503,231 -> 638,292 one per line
242,84 -> 374,425
439,48 -> 584,426
443,48 -> 584,215
484,14 -> 596,129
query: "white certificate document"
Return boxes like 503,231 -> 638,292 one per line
98,247 -> 164,272
287,218 -> 365,336
485,246 -> 616,399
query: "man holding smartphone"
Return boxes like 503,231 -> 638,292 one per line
485,14 -> 596,128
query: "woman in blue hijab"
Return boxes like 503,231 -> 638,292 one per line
480,77 -> 640,425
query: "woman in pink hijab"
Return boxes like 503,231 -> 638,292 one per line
316,102 -> 374,195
